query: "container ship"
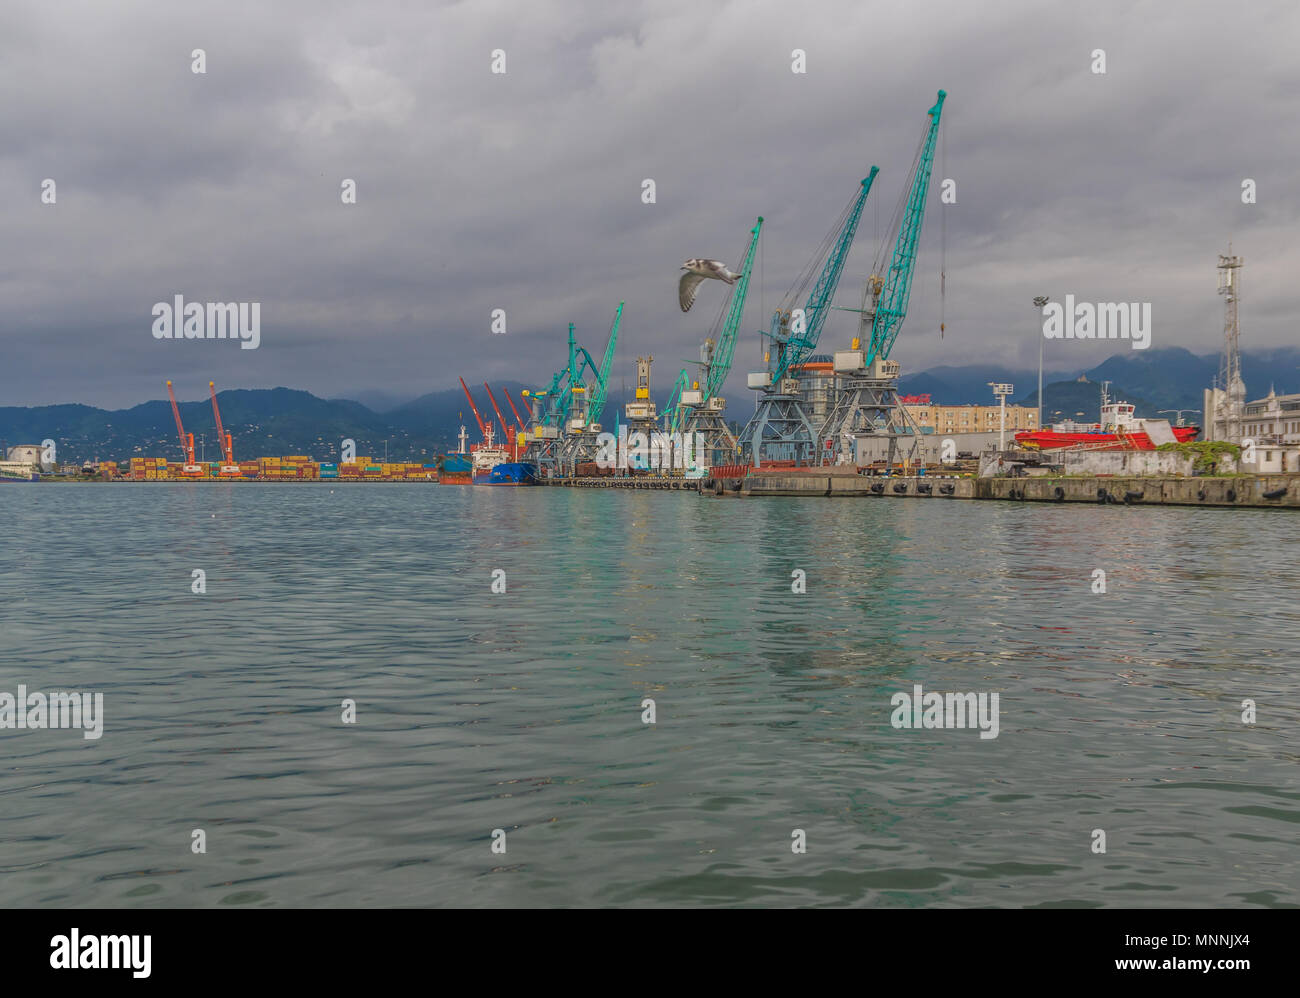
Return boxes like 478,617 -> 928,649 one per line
0,462 -> 39,482
1016,389 -> 1199,451
481,461 -> 539,485
468,424 -> 525,484
438,426 -> 473,484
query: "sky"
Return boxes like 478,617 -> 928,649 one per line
2,0 -> 1297,409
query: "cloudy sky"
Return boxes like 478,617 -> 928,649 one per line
3,0 -> 1297,409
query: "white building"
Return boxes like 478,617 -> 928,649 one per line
1240,389 -> 1300,473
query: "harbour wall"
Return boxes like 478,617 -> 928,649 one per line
737,471 -> 1300,507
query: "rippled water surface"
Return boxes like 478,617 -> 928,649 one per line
1,483 -> 1297,907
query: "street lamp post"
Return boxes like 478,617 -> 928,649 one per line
1033,296 -> 1049,429
989,382 -> 1014,452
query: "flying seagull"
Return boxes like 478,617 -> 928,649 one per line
679,258 -> 740,313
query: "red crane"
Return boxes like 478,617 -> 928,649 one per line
483,383 -> 515,457
502,387 -> 527,432
208,381 -> 240,476
165,380 -> 201,476
458,377 -> 490,440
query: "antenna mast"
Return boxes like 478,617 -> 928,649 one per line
1215,249 -> 1245,442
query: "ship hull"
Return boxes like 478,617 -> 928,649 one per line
474,462 -> 538,486
1016,426 -> 1200,451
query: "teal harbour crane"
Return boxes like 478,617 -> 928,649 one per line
819,90 -> 946,468
738,168 -> 878,467
668,217 -> 763,467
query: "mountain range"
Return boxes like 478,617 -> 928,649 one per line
0,383 -> 530,466
900,345 -> 1300,418
5,347 -> 1297,464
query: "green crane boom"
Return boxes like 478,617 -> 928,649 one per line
706,217 -> 762,400
864,90 -> 945,366
587,302 -> 623,426
665,219 -> 763,433
769,168 -> 878,385
664,369 -> 690,433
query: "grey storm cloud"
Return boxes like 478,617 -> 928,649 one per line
2,0 -> 1297,408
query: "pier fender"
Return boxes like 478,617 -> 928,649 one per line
917,482 -> 932,494
1226,488 -> 1237,502
1264,486 -> 1288,500
1097,488 -> 1109,504
1197,489 -> 1207,501
892,483 -> 908,494
1124,490 -> 1144,504
939,483 -> 955,496
870,482 -> 885,495
1054,486 -> 1066,501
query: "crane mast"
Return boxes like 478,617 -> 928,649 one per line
458,377 -> 490,440
502,387 -> 527,431
864,89 -> 946,367
553,303 -> 624,475
675,217 -> 763,466
818,90 -> 947,469
739,171 -> 877,467
165,380 -> 200,476
208,380 -> 239,475
706,218 -> 762,401
587,302 -> 623,427
483,383 -> 516,458
770,170 -> 877,385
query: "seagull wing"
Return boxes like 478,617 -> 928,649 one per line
706,261 -> 739,284
679,271 -> 706,312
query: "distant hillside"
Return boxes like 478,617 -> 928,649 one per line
1017,378 -> 1159,421
904,346 -> 1300,414
387,381 -> 533,434
0,389 -> 458,465
898,364 -> 1072,405
0,379 -> 659,465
